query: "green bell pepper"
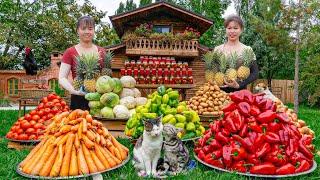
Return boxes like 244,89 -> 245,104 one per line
142,113 -> 158,119
162,94 -> 169,104
175,114 -> 186,123
150,104 -> 159,113
165,88 -> 173,93
196,130 -> 202,137
164,108 -> 177,115
183,111 -> 193,121
162,114 -> 174,124
186,122 -> 196,131
140,108 -> 149,114
175,122 -> 185,129
157,85 -> 166,96
145,99 -> 152,109
199,125 -> 205,134
177,105 -> 187,114
168,117 -> 176,125
168,90 -> 179,100
182,131 -> 196,139
178,101 -> 187,107
191,111 -> 200,122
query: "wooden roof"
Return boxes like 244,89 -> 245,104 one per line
110,1 -> 213,38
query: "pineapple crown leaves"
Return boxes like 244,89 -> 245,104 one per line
242,48 -> 256,66
202,51 -> 223,70
218,54 -> 228,73
76,53 -> 100,79
104,51 -> 114,69
228,52 -> 239,69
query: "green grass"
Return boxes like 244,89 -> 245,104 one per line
0,106 -> 319,180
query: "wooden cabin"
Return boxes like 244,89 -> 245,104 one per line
107,1 -> 214,99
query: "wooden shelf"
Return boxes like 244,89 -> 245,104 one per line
135,84 -> 195,89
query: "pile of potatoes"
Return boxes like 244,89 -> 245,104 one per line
187,82 -> 230,116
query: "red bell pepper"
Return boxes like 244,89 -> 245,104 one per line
257,99 -> 267,109
265,152 -> 288,167
302,135 -> 313,145
253,92 -> 265,97
279,130 -> 285,144
212,149 -> 222,159
208,159 -> 225,169
254,133 -> 265,148
265,132 -> 280,143
255,142 -> 271,158
221,128 -> 231,137
254,95 -> 264,106
232,160 -> 247,173
223,145 -> 233,167
233,109 -> 244,130
250,105 -> 261,117
246,116 -> 256,123
197,149 -> 206,160
215,132 -> 229,145
222,102 -> 237,113
263,99 -> 276,111
241,89 -> 254,104
256,110 -> 277,123
225,113 -> 238,133
203,145 -> 212,154
209,120 -> 221,134
209,139 -> 222,150
285,138 -> 298,156
238,102 -> 251,117
233,135 -> 254,153
276,163 -> 295,175
290,152 -> 313,165
194,147 -> 201,154
239,124 -> 248,137
250,162 -> 276,175
229,91 -> 244,103
295,160 -> 311,173
283,130 -> 290,145
298,136 -> 314,159
232,147 -> 247,161
289,125 -> 302,139
268,121 -> 281,133
276,112 -> 291,123
248,121 -> 263,133
261,123 -> 268,134
247,154 -> 260,165
248,132 -> 257,144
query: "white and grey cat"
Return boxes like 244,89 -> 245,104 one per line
132,116 -> 163,177
158,124 -> 190,175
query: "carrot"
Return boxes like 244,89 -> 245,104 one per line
85,114 -> 93,123
31,142 -> 55,175
102,127 -> 110,137
39,147 -> 58,176
71,124 -> 79,132
97,145 -> 117,167
105,139 -> 115,154
74,134 -> 80,149
83,110 -> 89,117
77,143 -> 89,175
103,147 -> 121,165
68,109 -> 83,120
53,135 -> 64,145
111,136 -> 127,160
96,133 -> 101,144
78,121 -> 83,140
100,134 -> 106,146
69,145 -> 78,176
86,130 -> 95,142
82,118 -> 88,133
54,131 -> 62,137
54,111 -> 70,123
94,144 -> 110,169
112,148 -> 122,161
22,138 -> 51,174
82,134 -> 95,149
82,143 -> 98,173
50,145 -> 64,177
59,125 -> 72,134
90,150 -> 105,171
69,118 -> 82,125
91,119 -> 99,126
56,133 -> 69,146
59,133 -> 75,176
97,129 -> 103,135
20,138 -> 46,167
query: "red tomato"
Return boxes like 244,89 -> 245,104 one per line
32,114 -> 40,121
38,102 -> 44,109
60,101 -> 67,107
24,114 -> 32,121
42,97 -> 48,103
18,134 -> 28,140
44,108 -> 51,114
6,131 -> 13,139
56,96 -> 61,100
54,102 -> 62,109
30,120 -> 37,126
42,115 -> 48,120
47,113 -> 54,119
28,135 -> 37,140
38,119 -> 45,123
18,117 -> 24,121
45,102 -> 54,108
30,110 -> 37,116
26,128 -> 35,134
34,123 -> 43,129
38,135 -> 44,139
40,124 -> 46,130
21,121 -> 31,130
12,133 -> 18,139
57,110 -> 63,114
38,110 -> 44,117
51,107 -> 58,114
17,129 -> 24,134
48,93 -> 57,101
14,121 -> 20,126
52,99 -> 60,103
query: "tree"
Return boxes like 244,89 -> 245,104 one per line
115,0 -> 137,15
139,0 -> 152,7
0,0 -> 118,70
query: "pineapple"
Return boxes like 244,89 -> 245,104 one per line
225,52 -> 238,82
73,77 -> 83,91
203,51 -> 222,84
77,53 -> 100,92
73,56 -> 86,91
214,55 -> 227,86
101,51 -> 114,76
237,48 -> 255,80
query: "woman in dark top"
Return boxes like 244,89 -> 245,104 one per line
214,15 -> 259,93
58,16 -> 105,110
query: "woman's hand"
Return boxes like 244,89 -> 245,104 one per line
220,79 -> 240,89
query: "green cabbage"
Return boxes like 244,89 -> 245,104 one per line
100,92 -> 120,108
96,76 -> 115,94
85,92 -> 101,101
100,107 -> 114,118
112,78 -> 123,94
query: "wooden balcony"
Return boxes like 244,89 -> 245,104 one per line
125,38 -> 199,57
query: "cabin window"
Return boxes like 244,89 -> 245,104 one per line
7,78 -> 19,96
153,25 -> 171,33
49,78 -> 59,90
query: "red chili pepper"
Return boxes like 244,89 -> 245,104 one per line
254,95 -> 264,106
229,91 -> 244,103
265,132 -> 280,143
276,112 -> 291,123
265,152 -> 288,167
194,147 -> 201,154
232,160 -> 247,173
209,120 -> 221,134
239,124 -> 248,137
289,125 -> 302,139
250,105 -> 261,117
268,121 -> 281,132
203,145 -> 212,154
276,163 -> 295,175
255,142 -> 271,158
208,159 -> 225,169
209,139 -> 222,150
223,145 -> 233,167
290,152 -> 313,165
263,99 -> 275,111
298,136 -> 314,159
279,130 -> 285,144
222,102 -> 237,113
197,149 -> 206,160
256,110 -> 277,123
215,132 -> 229,145
232,147 -> 247,161
248,121 -> 263,133
301,135 -> 313,145
257,99 -> 267,109
250,162 -> 276,175
238,102 -> 251,117
246,116 -> 256,123
285,138 -> 298,156
295,160 -> 311,173
254,133 -> 265,148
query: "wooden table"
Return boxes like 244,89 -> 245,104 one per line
135,84 -> 195,100
18,98 -> 41,116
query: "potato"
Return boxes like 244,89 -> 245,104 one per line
207,107 -> 213,112
200,103 -> 208,108
212,111 -> 219,116
208,97 -> 213,100
194,101 -> 200,106
214,106 -> 219,111
198,106 -> 203,109
203,112 -> 211,115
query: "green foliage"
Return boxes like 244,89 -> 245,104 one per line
54,84 -> 65,97
115,0 -> 137,15
139,0 -> 152,7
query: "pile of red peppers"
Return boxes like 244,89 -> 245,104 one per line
194,90 -> 314,175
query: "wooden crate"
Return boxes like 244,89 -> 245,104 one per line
200,116 -> 220,128
7,141 -> 37,150
97,119 -> 127,138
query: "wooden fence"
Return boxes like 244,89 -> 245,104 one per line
247,79 -> 294,104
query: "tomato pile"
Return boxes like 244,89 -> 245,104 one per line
6,93 -> 69,141
194,90 -> 314,175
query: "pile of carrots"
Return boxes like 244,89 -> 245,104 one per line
19,109 -> 129,177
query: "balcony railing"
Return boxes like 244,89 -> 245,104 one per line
125,38 -> 199,57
